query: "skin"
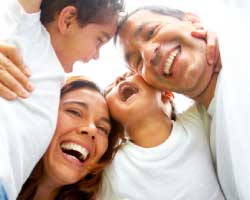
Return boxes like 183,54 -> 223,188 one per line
46,6 -> 118,72
0,2 -> 118,99
118,10 -> 221,107
105,73 -> 172,147
33,88 -> 111,200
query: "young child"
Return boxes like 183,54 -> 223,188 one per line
101,72 -> 224,199
0,0 -> 123,199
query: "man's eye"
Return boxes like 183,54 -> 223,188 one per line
145,25 -> 159,40
136,57 -> 143,73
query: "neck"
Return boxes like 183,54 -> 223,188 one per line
126,112 -> 172,148
194,58 -> 222,108
34,176 -> 60,200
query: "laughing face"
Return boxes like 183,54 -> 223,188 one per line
43,87 -> 111,186
118,9 -> 214,99
104,72 -> 164,127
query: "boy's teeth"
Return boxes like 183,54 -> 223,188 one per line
164,48 -> 180,75
61,143 -> 89,160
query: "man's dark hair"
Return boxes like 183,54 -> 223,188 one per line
114,6 -> 185,44
40,0 -> 124,27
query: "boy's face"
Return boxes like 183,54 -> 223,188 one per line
104,72 -> 163,126
118,10 -> 213,99
56,18 -> 117,72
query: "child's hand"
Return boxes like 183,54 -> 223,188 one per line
0,42 -> 34,100
191,30 -> 219,67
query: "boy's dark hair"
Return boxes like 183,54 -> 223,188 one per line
40,0 -> 124,27
114,6 -> 185,44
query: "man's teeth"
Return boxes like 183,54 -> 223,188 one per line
61,143 -> 89,160
164,48 -> 180,75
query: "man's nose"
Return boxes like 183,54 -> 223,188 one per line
142,42 -> 160,66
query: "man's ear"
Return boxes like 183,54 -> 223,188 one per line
183,12 -> 204,30
161,91 -> 174,119
161,91 -> 174,104
57,6 -> 78,34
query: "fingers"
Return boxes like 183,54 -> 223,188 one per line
0,42 -> 31,76
191,30 -> 219,65
0,82 -> 17,100
0,42 -> 35,99
0,65 -> 30,99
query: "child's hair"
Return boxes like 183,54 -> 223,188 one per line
40,0 -> 124,27
17,76 -> 126,200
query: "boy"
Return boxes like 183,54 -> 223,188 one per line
0,0 -> 123,199
101,72 -> 224,199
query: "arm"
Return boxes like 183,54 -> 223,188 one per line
18,0 -> 43,13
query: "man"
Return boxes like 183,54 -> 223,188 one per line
114,5 -> 250,200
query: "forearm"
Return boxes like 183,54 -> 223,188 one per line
18,0 -> 42,13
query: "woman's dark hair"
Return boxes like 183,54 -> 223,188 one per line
40,0 -> 124,27
17,76 -> 126,200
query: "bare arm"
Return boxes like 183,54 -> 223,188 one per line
18,0 -> 43,13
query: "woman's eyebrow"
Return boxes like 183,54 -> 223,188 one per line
63,100 -> 88,109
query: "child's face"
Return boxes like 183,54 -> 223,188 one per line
105,72 -> 164,126
55,18 -> 117,72
43,88 -> 111,185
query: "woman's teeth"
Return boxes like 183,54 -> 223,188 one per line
164,48 -> 180,75
61,142 -> 89,161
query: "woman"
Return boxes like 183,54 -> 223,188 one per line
17,76 -> 124,200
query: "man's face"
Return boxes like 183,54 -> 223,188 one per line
119,10 -> 213,99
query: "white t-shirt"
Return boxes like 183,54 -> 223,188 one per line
206,6 -> 250,199
101,105 -> 224,200
0,1 -> 65,199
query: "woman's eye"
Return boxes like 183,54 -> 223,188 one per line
66,109 -> 81,117
98,126 -> 109,135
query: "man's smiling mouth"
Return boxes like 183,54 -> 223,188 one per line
163,47 -> 181,76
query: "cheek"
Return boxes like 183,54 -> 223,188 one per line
96,136 -> 109,159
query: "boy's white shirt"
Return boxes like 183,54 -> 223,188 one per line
101,105 -> 224,200
0,0 -> 65,199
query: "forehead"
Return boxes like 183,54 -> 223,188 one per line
89,17 -> 118,35
62,88 -> 108,110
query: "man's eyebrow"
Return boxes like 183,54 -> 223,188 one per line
134,22 -> 149,38
63,100 -> 88,109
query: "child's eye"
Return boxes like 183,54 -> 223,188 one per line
66,109 -> 81,117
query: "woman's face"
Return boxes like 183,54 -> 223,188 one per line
43,87 -> 111,186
